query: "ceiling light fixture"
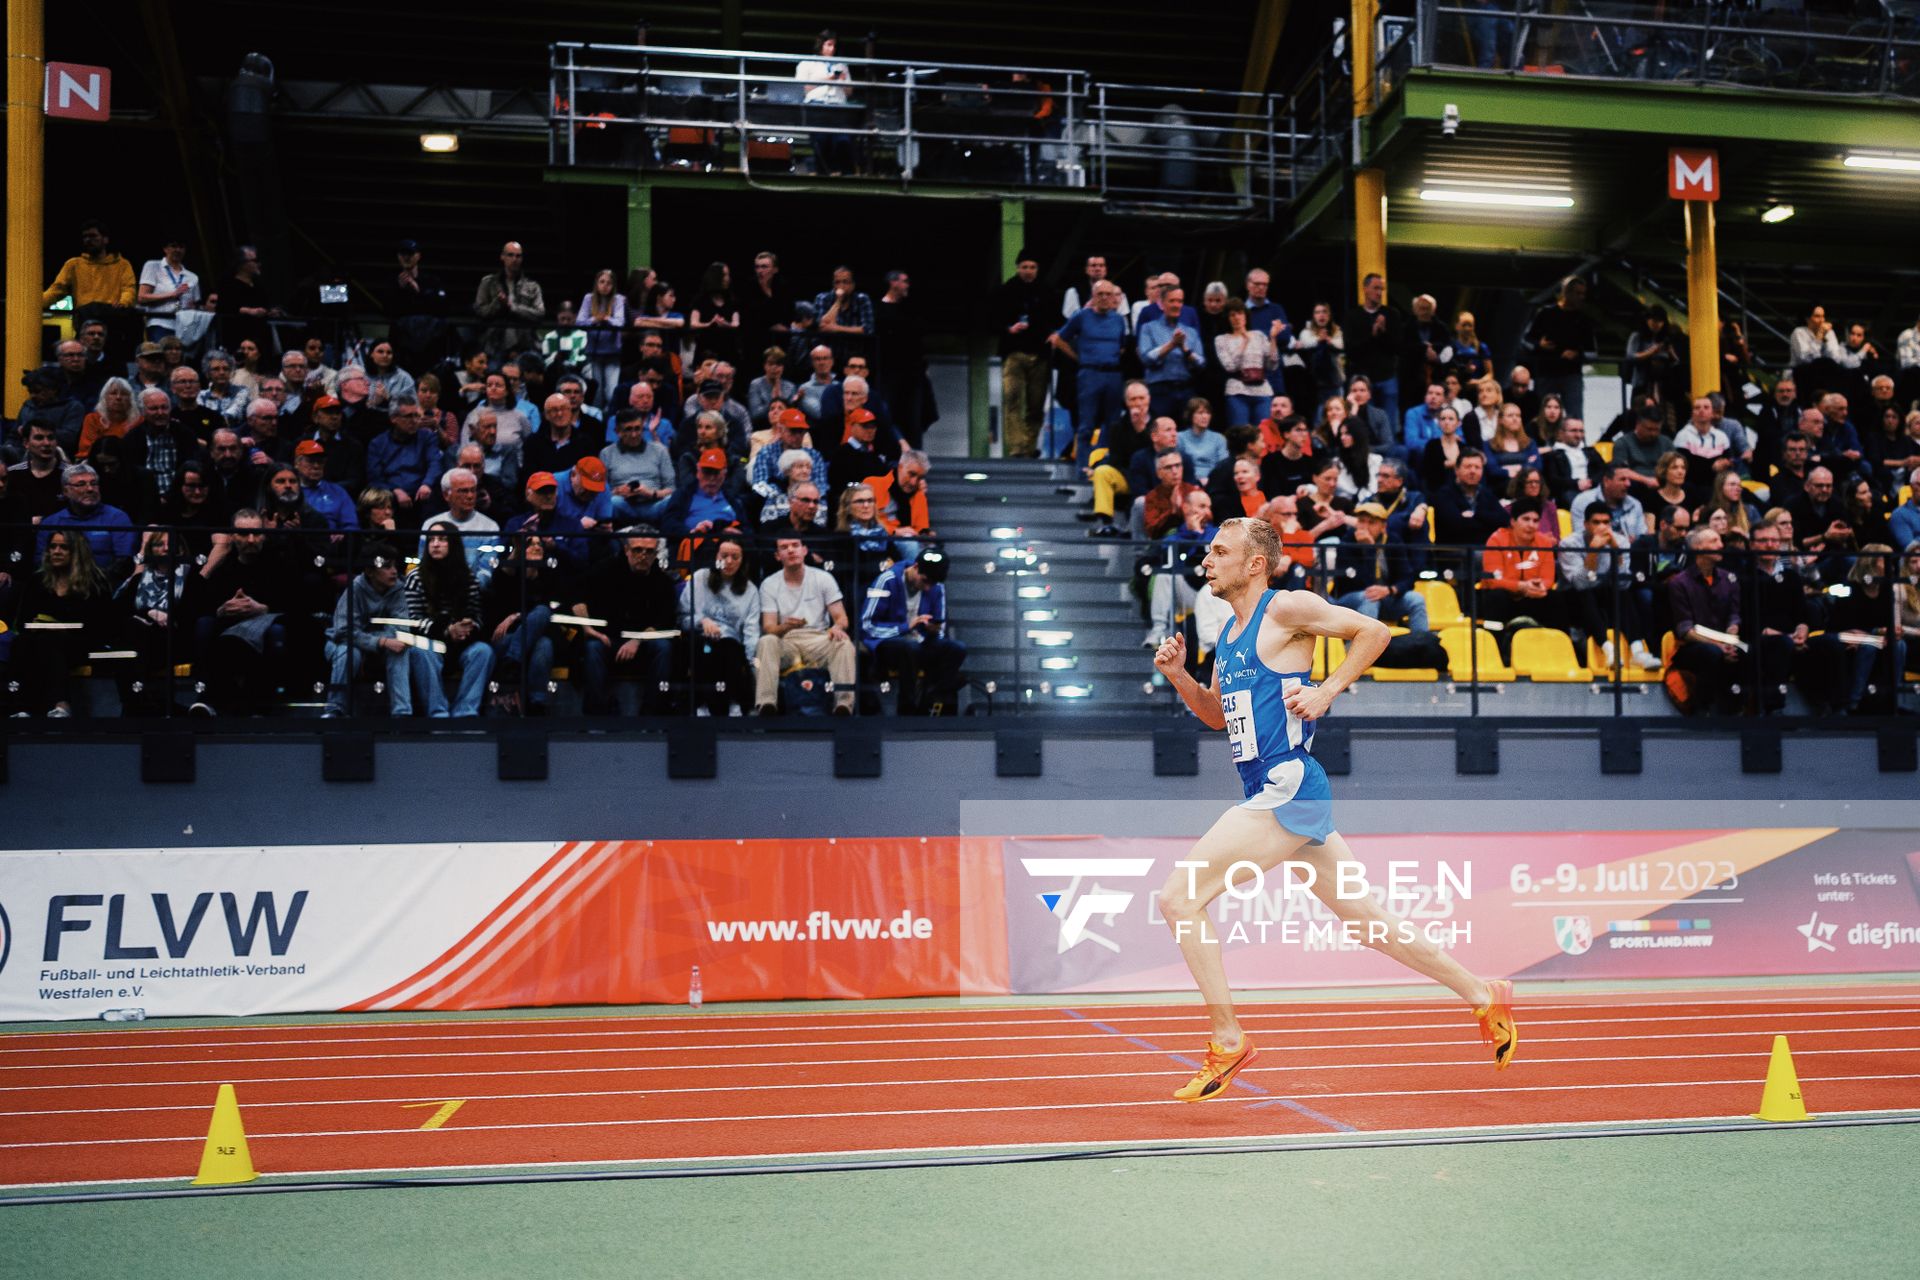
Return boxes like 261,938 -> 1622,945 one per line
1759,204 -> 1795,224
1842,152 -> 1920,173
419,132 -> 460,153
1417,188 -> 1574,209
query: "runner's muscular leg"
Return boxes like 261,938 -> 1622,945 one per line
1291,832 -> 1491,1008
1158,805 -> 1309,1050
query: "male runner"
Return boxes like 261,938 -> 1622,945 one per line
1151,517 -> 1517,1101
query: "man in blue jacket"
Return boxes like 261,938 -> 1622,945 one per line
293,441 -> 359,530
364,395 -> 442,521
860,549 -> 965,714
1329,502 -> 1429,631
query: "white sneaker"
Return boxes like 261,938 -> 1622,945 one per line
727,705 -> 744,717
1631,640 -> 1661,671
695,706 -> 712,717
47,706 -> 72,719
1601,641 -> 1616,668
1142,632 -> 1166,650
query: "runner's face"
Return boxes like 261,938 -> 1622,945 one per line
1202,526 -> 1249,593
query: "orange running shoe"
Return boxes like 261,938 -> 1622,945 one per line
1173,1038 -> 1259,1102
1474,979 -> 1518,1070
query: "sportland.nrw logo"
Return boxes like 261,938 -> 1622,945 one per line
1020,857 -> 1156,954
1553,915 -> 1593,957
0,899 -> 11,976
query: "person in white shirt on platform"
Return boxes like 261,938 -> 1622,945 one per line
755,532 -> 857,714
137,238 -> 202,343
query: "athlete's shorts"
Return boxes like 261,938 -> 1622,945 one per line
1237,753 -> 1336,844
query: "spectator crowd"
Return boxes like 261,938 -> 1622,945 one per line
5,222 -> 964,719
1002,249 -> 1920,716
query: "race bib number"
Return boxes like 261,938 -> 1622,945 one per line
1222,689 -> 1259,763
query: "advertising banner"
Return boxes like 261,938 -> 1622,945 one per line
0,838 -> 1007,1021
1003,829 -> 1920,994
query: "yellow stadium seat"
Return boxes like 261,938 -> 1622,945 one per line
1557,508 -> 1574,539
1661,630 -> 1677,666
1510,628 -> 1590,682
1415,579 -> 1464,627
1439,626 -> 1514,681
1587,634 -> 1662,682
1593,440 -> 1613,463
1741,478 -> 1767,497
1311,635 -> 1351,681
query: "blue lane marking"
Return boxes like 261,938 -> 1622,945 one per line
1246,1096 -> 1359,1132
1059,1007 -> 1358,1132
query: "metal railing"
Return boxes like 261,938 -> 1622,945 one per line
8,521 -> 1915,722
984,533 -> 1917,718
3,522 -> 962,721
548,43 -> 1303,217
1416,1 -> 1920,99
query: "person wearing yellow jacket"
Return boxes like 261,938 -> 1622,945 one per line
42,220 -> 137,310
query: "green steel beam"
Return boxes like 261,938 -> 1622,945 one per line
1285,159 -> 1350,244
975,200 -> 1028,457
626,181 -> 652,272
1394,70 -> 1920,150
1387,220 -> 1594,254
999,200 -> 1027,279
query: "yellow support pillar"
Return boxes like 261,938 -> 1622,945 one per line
5,0 -> 45,416
1684,200 -> 1720,399
1354,168 -> 1387,301
1351,0 -> 1385,301
1352,0 -> 1377,117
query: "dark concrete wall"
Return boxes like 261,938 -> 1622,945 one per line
3,727 -> 1914,851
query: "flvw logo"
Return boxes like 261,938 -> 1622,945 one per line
1020,858 -> 1156,953
1554,915 -> 1593,957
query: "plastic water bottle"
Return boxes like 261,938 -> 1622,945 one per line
101,1008 -> 146,1022
688,966 -> 703,1010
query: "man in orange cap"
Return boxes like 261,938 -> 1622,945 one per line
661,446 -> 743,542
828,405 -> 893,510
555,455 -> 613,533
293,439 -> 358,530
504,470 -> 588,570
750,406 -> 828,493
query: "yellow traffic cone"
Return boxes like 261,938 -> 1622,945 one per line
1751,1034 -> 1814,1123
191,1084 -> 259,1185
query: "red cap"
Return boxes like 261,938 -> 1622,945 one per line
697,447 -> 728,471
775,407 -> 810,431
311,395 -> 342,412
525,471 -> 558,491
846,407 -> 876,427
294,439 -> 326,458
572,457 -> 608,492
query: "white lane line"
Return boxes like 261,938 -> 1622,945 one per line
5,986 -> 1917,1045
10,1047 -> 1920,1119
6,1024 -> 1918,1094
10,1007 -> 1920,1073
8,1074 -> 1919,1150
8,998 -> 1920,1055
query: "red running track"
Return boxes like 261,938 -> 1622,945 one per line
3,985 -> 1920,1188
